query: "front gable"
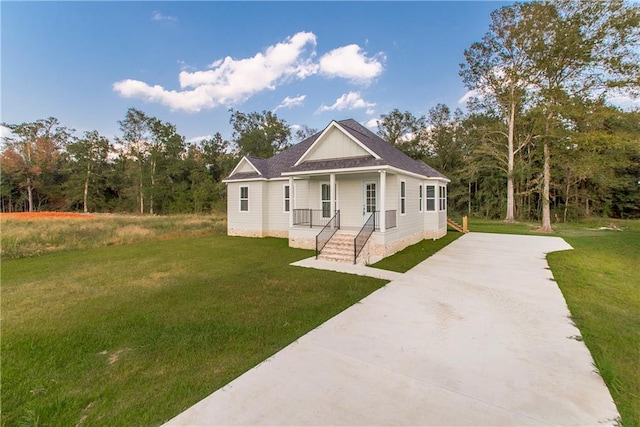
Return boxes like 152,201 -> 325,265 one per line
294,121 -> 380,166
229,156 -> 261,176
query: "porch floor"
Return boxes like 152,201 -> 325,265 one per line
291,225 -> 384,233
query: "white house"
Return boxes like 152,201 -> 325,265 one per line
223,119 -> 450,264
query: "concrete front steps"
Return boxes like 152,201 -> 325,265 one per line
318,231 -> 356,263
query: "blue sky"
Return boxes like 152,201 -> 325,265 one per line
2,1 -> 515,144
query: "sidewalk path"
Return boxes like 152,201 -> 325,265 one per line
291,256 -> 402,281
164,232 -> 619,426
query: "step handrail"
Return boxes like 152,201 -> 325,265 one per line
315,210 -> 340,259
354,211 -> 376,264
447,216 -> 468,233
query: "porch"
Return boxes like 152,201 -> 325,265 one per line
287,208 -> 399,264
291,209 -> 397,231
284,169 -> 401,233
283,169 -> 447,264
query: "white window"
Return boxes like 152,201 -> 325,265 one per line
426,185 -> 436,211
419,184 -> 423,212
400,180 -> 406,215
321,183 -> 331,218
283,185 -> 290,212
240,186 -> 249,212
439,186 -> 447,211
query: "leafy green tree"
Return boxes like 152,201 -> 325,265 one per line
517,0 -> 640,231
460,3 -> 532,222
0,163 -> 25,212
201,133 -> 232,182
66,130 -> 111,213
1,117 -> 72,211
422,105 -> 465,173
422,105 -> 468,214
376,109 -> 426,158
118,108 -> 151,214
183,144 -> 218,213
230,109 -> 291,158
294,125 -> 318,142
553,103 -> 640,220
607,110 -> 640,219
147,118 -> 186,214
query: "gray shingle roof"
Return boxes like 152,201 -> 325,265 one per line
225,119 -> 448,181
337,119 -> 448,179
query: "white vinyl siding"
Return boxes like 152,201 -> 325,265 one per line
304,127 -> 370,161
426,185 -> 436,211
393,174 -> 427,240
235,159 -> 257,173
227,181 -> 265,236
240,186 -> 249,212
263,180 -> 290,234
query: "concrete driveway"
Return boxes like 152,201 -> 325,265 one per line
165,233 -> 619,426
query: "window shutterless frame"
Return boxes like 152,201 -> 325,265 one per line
240,186 -> 249,212
426,185 -> 436,211
321,183 -> 331,218
400,180 -> 406,215
283,185 -> 290,213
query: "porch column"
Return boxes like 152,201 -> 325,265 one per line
379,170 -> 386,232
289,176 -> 294,228
330,173 -> 336,215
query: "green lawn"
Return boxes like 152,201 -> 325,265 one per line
370,231 -> 462,272
4,217 -> 637,426
1,235 -> 386,426
470,218 -> 640,427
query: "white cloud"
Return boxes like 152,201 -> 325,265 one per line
187,135 -> 212,144
114,32 -> 318,113
398,132 -> 415,142
607,92 -> 640,110
152,11 -> 176,22
365,118 -> 379,129
113,32 -> 388,113
290,124 -> 301,132
318,92 -> 376,113
458,89 -> 479,104
319,45 -> 384,84
0,125 -> 13,139
274,95 -> 306,111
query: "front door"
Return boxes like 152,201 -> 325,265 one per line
363,181 -> 377,224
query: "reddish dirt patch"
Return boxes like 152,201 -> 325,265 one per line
0,212 -> 96,220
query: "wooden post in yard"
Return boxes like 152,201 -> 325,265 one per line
463,216 -> 468,233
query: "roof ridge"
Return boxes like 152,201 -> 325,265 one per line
225,119 -> 448,181
338,119 -> 380,141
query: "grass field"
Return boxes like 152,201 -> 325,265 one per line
1,216 -> 387,425
0,212 -> 226,259
469,218 -> 640,427
3,214 -> 638,426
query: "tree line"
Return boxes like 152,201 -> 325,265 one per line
0,109 -> 315,215
2,0 -> 639,227
378,0 -> 640,228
